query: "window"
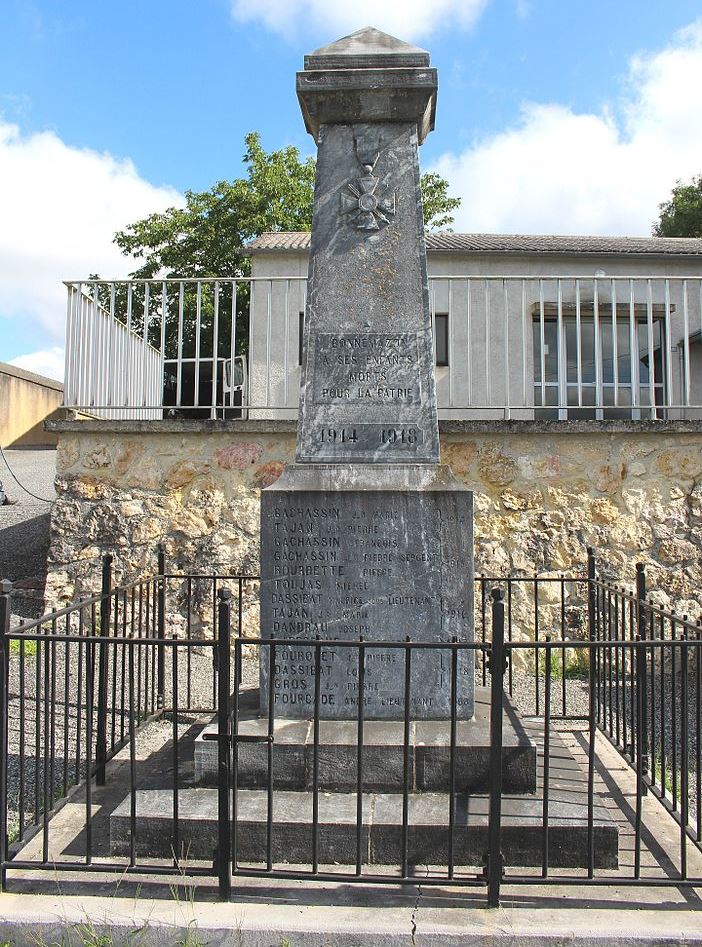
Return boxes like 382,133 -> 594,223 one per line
532,303 -> 667,419
434,312 -> 449,366
298,311 -> 305,365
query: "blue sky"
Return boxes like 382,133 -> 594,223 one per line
1,0 -> 702,377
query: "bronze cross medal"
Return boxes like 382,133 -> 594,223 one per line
340,170 -> 396,232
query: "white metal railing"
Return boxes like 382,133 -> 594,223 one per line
64,284 -> 162,419
63,275 -> 702,421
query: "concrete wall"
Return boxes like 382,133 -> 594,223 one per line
46,419 -> 702,635
0,362 -> 64,448
248,250 -> 702,421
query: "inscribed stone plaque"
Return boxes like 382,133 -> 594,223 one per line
312,333 -> 421,405
260,465 -> 474,720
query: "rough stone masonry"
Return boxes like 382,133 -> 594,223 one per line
46,421 -> 702,648
258,28 -> 474,719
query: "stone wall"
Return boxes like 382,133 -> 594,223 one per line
45,419 -> 702,637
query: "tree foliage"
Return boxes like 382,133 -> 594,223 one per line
115,132 -> 317,280
114,131 -> 462,280
420,171 -> 462,231
653,174 -> 702,237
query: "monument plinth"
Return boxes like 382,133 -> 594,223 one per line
260,465 -> 473,719
260,27 -> 474,719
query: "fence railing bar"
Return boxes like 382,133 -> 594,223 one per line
487,588 -> 505,908
266,640 -> 276,872
680,636 -> 689,879
171,624 -> 180,866
541,635 -> 552,878
356,638 -> 366,877
216,589 -> 232,902
312,633 -> 321,874
401,637 -> 411,878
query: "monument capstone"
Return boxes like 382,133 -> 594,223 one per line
260,26 -> 474,720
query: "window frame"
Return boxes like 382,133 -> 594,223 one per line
434,312 -> 449,367
298,311 -> 305,366
531,302 -> 669,420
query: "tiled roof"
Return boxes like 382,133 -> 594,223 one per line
246,231 -> 702,256
248,232 -> 313,251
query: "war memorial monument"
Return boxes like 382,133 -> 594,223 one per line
111,28 -> 616,872
259,26 -> 475,721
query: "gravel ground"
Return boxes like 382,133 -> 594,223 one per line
0,447 -> 57,620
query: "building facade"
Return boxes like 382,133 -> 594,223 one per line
247,232 -> 702,421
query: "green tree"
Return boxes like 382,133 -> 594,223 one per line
653,173 -> 702,237
114,132 -> 317,281
420,171 -> 462,231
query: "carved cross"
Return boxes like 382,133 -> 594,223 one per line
340,170 -> 396,232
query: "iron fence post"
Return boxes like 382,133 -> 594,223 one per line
635,563 -> 649,784
157,544 -> 166,709
634,634 -> 646,876
587,546 -> 599,688
587,547 -> 598,689
586,547 -> 597,876
0,579 -> 12,891
216,588 -> 232,901
587,547 -> 596,617
487,587 -> 505,908
95,554 -> 113,786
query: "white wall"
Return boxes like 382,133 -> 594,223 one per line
248,249 -> 702,420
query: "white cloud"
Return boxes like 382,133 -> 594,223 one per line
10,346 -> 65,382
230,0 -> 487,41
0,120 -> 182,362
431,21 -> 702,236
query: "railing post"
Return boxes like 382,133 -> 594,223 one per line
487,587 -> 505,908
157,544 -> 166,709
586,547 -> 597,876
216,588 -> 232,902
587,545 -> 598,714
635,563 -> 649,784
95,554 -> 113,786
634,633 -> 646,877
0,580 -> 12,891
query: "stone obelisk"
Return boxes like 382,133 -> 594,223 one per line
260,27 -> 474,720
295,28 -> 440,463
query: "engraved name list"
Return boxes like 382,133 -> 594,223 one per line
260,487 -> 474,720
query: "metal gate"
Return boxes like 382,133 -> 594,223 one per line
210,589 -> 505,904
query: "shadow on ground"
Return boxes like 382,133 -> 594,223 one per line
0,511 -> 51,583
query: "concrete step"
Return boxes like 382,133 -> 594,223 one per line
110,786 -> 617,868
194,686 -> 538,794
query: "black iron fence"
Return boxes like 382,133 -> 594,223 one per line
0,549 -> 700,907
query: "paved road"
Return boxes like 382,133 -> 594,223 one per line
0,448 -> 57,615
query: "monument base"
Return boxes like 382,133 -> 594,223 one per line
260,464 -> 474,720
194,686 -> 537,793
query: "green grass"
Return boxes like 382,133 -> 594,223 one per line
537,647 -> 589,680
654,760 -> 675,797
9,638 -> 38,657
